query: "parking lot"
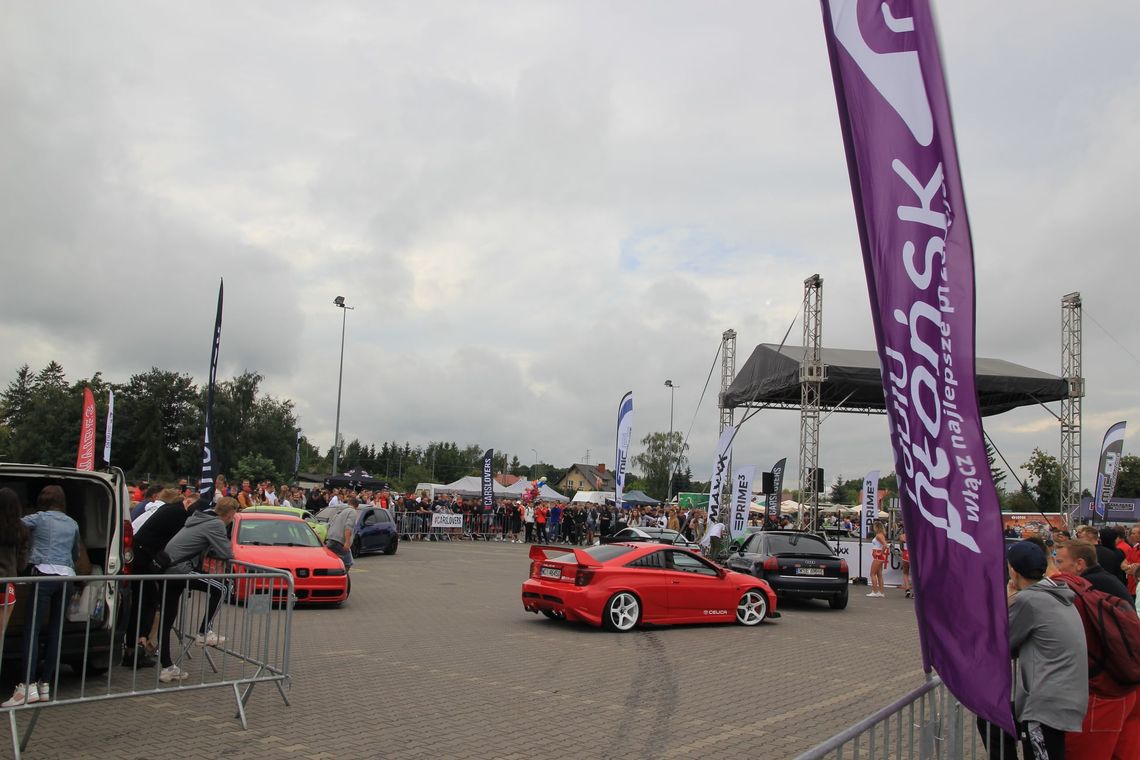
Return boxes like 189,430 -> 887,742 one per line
8,540 -> 926,760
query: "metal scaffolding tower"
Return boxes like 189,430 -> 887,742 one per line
719,329 -> 737,435
799,275 -> 825,530
715,329 -> 737,527
1061,292 -> 1083,523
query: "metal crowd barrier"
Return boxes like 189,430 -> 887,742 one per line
394,512 -> 594,544
793,675 -> 1017,760
1,561 -> 293,759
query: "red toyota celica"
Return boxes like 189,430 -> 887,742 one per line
522,543 -> 777,631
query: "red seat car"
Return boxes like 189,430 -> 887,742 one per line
226,513 -> 350,604
522,543 -> 776,631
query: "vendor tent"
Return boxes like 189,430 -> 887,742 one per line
440,476 -> 513,498
621,490 -> 661,506
325,469 -> 390,490
502,479 -> 570,502
571,491 -> 613,505
723,344 -> 1068,416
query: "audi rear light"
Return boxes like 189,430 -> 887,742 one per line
839,559 -> 848,573
574,568 -> 595,586
762,557 -> 778,571
122,519 -> 135,572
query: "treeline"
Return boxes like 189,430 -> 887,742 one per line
0,361 -> 578,493
0,361 -> 316,484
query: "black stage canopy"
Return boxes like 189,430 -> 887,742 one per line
723,344 -> 1068,417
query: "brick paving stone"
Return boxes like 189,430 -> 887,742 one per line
2,540 -> 928,759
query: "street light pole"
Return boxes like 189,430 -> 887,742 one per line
332,296 -> 353,475
665,380 -> 677,500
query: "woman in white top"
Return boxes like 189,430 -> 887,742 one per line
867,521 -> 888,598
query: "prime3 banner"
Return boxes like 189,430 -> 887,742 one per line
822,0 -> 1012,732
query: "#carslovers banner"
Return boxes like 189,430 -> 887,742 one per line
102,389 -> 114,465
198,280 -> 223,500
766,457 -> 786,522
482,448 -> 494,510
614,392 -> 633,508
821,0 -> 1012,732
707,426 -> 735,523
1093,421 -> 1127,519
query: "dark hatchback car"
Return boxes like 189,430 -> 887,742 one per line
316,505 -> 399,557
724,530 -> 849,609
601,527 -> 702,553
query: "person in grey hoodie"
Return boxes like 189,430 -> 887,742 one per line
154,497 -> 237,683
983,540 -> 1088,760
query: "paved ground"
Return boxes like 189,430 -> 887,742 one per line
6,540 -> 927,760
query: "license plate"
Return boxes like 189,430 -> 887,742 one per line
796,567 -> 825,576
540,566 -> 562,579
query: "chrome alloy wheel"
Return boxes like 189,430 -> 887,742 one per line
605,592 -> 640,631
736,590 -> 767,626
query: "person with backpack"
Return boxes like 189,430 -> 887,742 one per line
1056,541 -> 1132,602
1052,541 -> 1140,760
981,541 -> 1088,760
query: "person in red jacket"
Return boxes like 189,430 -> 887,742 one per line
1116,524 -> 1140,598
534,503 -> 549,542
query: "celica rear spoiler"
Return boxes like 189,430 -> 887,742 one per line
528,544 -> 597,566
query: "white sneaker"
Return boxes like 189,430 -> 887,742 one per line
866,592 -> 878,597
194,631 -> 226,647
159,665 -> 190,683
2,683 -> 37,707
37,682 -> 50,702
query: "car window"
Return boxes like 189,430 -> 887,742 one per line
613,528 -> 637,541
374,508 -> 393,525
625,550 -> 666,570
668,550 -> 719,576
765,533 -> 834,557
744,534 -> 763,553
238,519 -> 322,547
362,510 -> 379,526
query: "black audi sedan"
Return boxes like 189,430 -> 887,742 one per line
724,530 -> 849,609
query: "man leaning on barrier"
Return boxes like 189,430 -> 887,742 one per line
153,497 -> 237,684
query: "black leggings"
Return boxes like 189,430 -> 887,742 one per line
977,716 -> 1066,760
158,575 -> 226,668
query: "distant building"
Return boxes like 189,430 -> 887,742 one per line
494,473 -> 526,487
558,463 -> 616,493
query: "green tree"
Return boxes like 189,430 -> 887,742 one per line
1022,448 -> 1066,512
985,441 -> 1007,494
231,452 -> 282,485
1114,455 -> 1140,499
632,431 -> 689,500
117,368 -> 200,479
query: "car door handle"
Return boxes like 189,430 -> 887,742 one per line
671,580 -> 681,584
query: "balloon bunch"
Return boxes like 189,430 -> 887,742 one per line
521,476 -> 547,505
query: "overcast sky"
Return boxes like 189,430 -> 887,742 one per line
2,1 -> 1137,490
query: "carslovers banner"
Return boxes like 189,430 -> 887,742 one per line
730,465 -> 756,539
708,426 -> 736,523
199,280 -> 223,500
76,387 -> 96,470
482,448 -> 494,510
102,389 -> 115,465
1093,421 -> 1127,519
614,392 -> 633,508
822,1 -> 1012,732
860,470 -> 880,539
766,457 -> 786,522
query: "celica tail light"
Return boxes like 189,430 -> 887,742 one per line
574,568 -> 595,587
530,561 -> 539,578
